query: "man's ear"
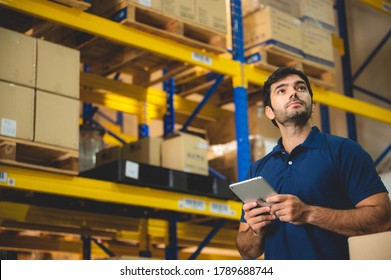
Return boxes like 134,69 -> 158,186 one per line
311,100 -> 315,114
265,106 -> 275,121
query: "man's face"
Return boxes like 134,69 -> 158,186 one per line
266,74 -> 313,127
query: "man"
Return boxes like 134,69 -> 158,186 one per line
236,67 -> 391,260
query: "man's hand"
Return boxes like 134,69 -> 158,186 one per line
267,194 -> 311,225
243,202 -> 277,234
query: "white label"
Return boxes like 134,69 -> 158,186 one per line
8,177 -> 15,186
210,202 -> 235,216
197,142 -> 208,150
0,171 -> 7,183
1,118 -> 17,137
125,161 -> 139,180
139,0 -> 151,7
191,52 -> 212,66
178,198 -> 206,211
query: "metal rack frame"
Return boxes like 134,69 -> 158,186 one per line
1,0 -> 391,259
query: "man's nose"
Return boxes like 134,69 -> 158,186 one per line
289,88 -> 298,99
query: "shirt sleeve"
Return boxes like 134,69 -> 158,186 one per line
336,138 -> 387,206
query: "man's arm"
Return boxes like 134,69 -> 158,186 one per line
268,192 -> 391,236
236,203 -> 276,259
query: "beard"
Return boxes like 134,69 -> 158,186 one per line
273,99 -> 312,127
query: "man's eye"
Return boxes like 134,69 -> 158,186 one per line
297,86 -> 307,91
277,89 -> 285,94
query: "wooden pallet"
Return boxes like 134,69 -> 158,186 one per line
245,45 -> 336,89
51,0 -> 91,11
0,136 -> 78,175
121,4 -> 227,54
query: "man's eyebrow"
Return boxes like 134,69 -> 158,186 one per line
295,81 -> 307,86
273,83 -> 287,92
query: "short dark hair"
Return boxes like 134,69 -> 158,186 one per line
262,67 -> 314,126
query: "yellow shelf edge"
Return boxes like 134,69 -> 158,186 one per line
0,166 -> 242,220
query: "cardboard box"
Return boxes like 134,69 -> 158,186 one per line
0,81 -> 35,141
128,0 -> 162,11
121,137 -> 162,166
197,0 -> 227,32
96,146 -> 122,167
243,6 -> 303,56
35,90 -> 79,150
36,39 -> 80,99
242,0 -> 301,18
348,231 -> 391,260
162,132 -> 208,175
302,22 -> 334,67
162,0 -> 196,21
0,27 -> 36,87
300,0 -> 335,32
96,137 -> 162,167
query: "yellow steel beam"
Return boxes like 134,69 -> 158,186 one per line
0,202 -> 238,249
0,0 -> 240,77
244,65 -> 391,125
80,72 -> 232,120
360,0 -> 391,15
313,88 -> 391,124
0,166 -> 242,220
0,234 -> 241,259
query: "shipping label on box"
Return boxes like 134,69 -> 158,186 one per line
244,6 -> 303,56
162,0 -> 196,21
127,0 -> 162,11
36,39 -> 80,99
35,91 -> 79,150
0,81 -> 35,141
197,0 -> 227,32
0,27 -> 37,88
162,133 -> 208,176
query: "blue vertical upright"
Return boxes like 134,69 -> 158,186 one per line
162,68 -> 178,259
163,68 -> 176,137
138,102 -> 149,139
231,0 -> 251,181
336,0 -> 357,141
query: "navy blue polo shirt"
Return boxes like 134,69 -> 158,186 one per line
240,127 -> 387,259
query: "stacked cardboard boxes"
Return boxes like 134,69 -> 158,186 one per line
0,27 -> 80,150
96,132 -> 209,176
96,137 -> 162,167
243,0 -> 335,67
243,6 -> 303,58
0,27 -> 36,141
122,0 -> 227,33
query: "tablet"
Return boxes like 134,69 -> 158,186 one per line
229,176 -> 277,207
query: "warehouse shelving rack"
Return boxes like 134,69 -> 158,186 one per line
1,0 -> 391,259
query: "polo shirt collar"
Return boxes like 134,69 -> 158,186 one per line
271,126 -> 322,155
